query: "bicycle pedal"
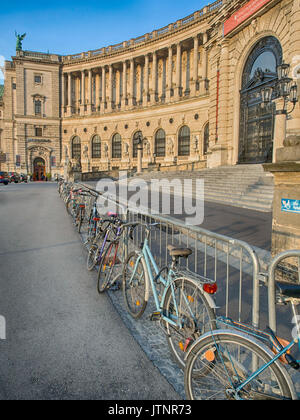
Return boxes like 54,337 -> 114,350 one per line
149,312 -> 162,322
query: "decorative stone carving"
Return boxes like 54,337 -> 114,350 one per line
283,135 -> 300,147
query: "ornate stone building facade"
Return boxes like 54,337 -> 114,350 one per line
0,0 -> 299,178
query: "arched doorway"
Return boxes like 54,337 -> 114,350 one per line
239,36 -> 282,164
33,157 -> 46,181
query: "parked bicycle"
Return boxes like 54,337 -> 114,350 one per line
184,280 -> 300,400
122,221 -> 218,369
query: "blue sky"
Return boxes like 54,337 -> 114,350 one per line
0,0 -> 209,83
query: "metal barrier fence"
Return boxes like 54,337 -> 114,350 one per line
77,182 -> 264,330
268,250 -> 300,334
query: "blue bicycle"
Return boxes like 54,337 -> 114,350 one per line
184,281 -> 300,400
122,222 -> 218,369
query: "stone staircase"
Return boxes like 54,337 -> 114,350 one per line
123,164 -> 274,212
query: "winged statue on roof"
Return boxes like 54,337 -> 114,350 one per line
15,32 -> 26,51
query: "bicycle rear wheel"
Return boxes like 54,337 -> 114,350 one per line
97,241 -> 122,293
122,252 -> 148,319
163,277 -> 216,370
184,331 -> 294,400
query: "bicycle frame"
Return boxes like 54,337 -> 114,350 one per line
132,235 -> 195,329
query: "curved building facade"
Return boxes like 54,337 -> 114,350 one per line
1,0 -> 299,178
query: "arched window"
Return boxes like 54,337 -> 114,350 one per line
112,133 -> 122,159
155,129 -> 166,157
203,123 -> 209,155
239,36 -> 282,164
92,135 -> 101,158
178,126 -> 190,157
72,136 -> 81,160
133,131 -> 143,158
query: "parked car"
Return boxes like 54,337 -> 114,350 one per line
20,173 -> 28,183
0,171 -> 10,185
8,172 -> 21,183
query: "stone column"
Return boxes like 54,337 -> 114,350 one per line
217,40 -> 229,145
192,35 -> 199,96
288,0 -> 300,135
101,66 -> 106,112
108,64 -> 113,112
67,72 -> 72,117
129,59 -> 135,107
166,46 -> 173,102
143,54 -> 149,105
122,61 -> 127,108
151,51 -> 157,104
88,69 -> 93,114
201,32 -> 209,94
61,73 -> 66,116
95,72 -> 100,111
80,70 -> 85,115
175,43 -> 182,100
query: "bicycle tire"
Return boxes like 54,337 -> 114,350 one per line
86,243 -> 100,271
184,331 -> 294,400
77,208 -> 84,233
122,252 -> 148,319
97,241 -> 121,293
162,277 -> 216,370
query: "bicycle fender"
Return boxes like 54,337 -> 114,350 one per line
184,328 -> 297,400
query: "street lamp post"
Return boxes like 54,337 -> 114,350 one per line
261,61 -> 298,162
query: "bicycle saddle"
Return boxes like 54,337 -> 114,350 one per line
167,245 -> 193,258
276,282 -> 300,299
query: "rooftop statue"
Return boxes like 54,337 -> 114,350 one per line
15,32 -> 26,51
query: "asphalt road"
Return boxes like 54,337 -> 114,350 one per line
85,181 -> 272,251
0,182 -> 180,400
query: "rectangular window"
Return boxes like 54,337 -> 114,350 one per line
35,100 -> 42,116
34,75 -> 42,84
35,127 -> 43,137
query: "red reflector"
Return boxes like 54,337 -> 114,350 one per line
203,283 -> 218,295
93,217 -> 100,221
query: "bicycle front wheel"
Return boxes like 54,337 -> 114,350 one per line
122,252 -> 148,319
163,277 -> 216,370
184,331 -> 294,400
97,241 -> 121,293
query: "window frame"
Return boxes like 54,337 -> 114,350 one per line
178,126 -> 191,157
112,133 -> 122,159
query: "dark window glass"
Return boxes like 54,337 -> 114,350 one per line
35,127 -> 43,137
203,123 -> 209,155
178,126 -> 190,156
72,136 -> 81,159
92,135 -> 101,158
35,75 -> 42,84
35,100 -> 42,116
155,129 -> 166,157
112,134 -> 122,159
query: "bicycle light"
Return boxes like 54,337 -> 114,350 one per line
203,283 -> 218,295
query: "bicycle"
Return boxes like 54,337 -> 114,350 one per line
184,280 -> 300,400
97,216 -> 126,293
122,221 -> 218,369
86,213 -> 120,272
